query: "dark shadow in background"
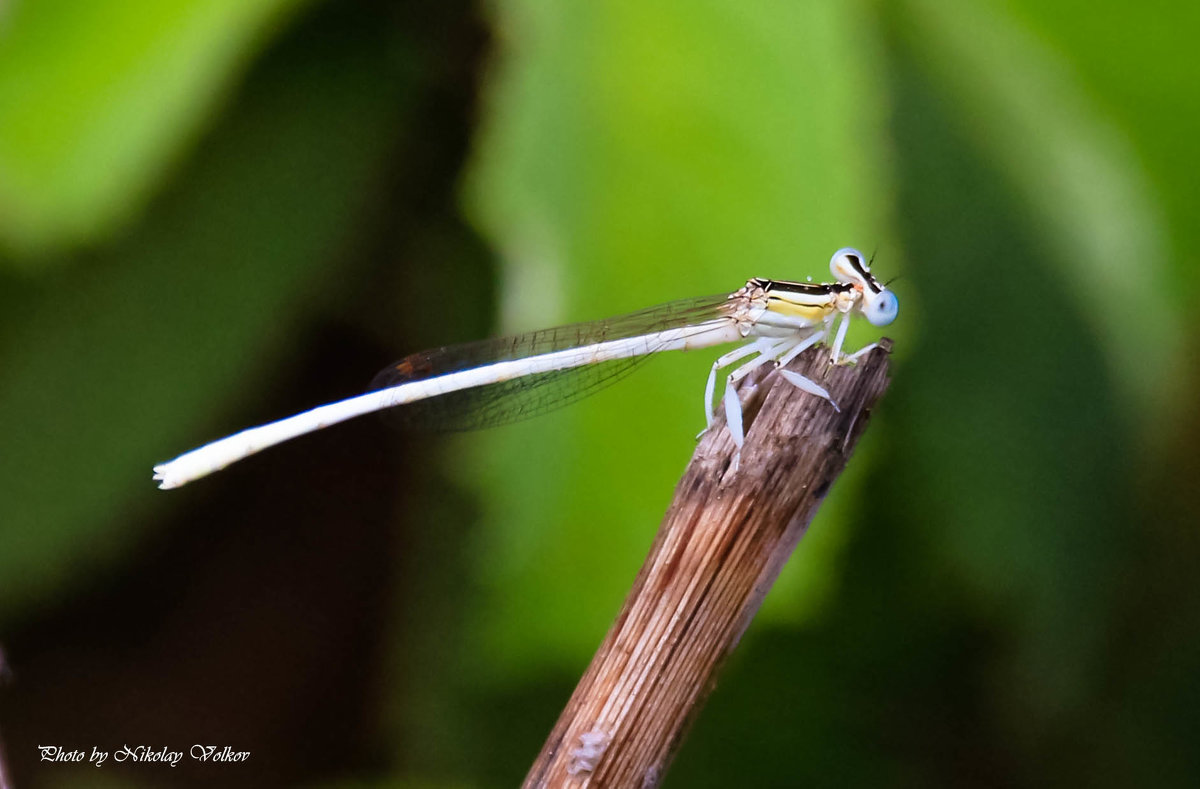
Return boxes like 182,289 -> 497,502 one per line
0,1 -> 493,786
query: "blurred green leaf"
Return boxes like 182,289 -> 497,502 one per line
461,0 -> 896,679
899,0 -> 1181,418
880,3 -> 1138,737
0,14 -> 409,618
0,0 -> 307,261
1004,0 -> 1200,293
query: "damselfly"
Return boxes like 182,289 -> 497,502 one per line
153,248 -> 897,489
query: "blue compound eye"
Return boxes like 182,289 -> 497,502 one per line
865,290 -> 898,327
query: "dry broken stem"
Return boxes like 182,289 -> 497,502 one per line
524,341 -> 893,788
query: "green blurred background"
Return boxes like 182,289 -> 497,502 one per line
1,0 -> 1197,786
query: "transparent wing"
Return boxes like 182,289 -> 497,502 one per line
370,293 -> 738,431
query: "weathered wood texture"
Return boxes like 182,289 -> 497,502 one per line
524,342 -> 893,788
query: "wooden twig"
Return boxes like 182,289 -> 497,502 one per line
524,341 -> 893,788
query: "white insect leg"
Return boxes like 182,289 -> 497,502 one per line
725,381 -> 745,450
829,312 -> 851,363
704,340 -> 768,428
721,337 -> 794,449
773,328 -> 825,369
758,327 -> 840,412
844,342 -> 881,364
753,327 -> 842,413
779,369 -> 840,412
727,339 -> 790,386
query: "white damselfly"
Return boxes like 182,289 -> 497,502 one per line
153,248 -> 897,489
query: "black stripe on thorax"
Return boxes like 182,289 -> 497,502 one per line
753,278 -> 854,296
